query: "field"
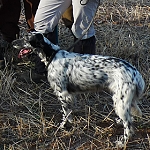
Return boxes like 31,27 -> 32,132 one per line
0,0 -> 150,149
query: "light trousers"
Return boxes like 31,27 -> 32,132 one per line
34,0 -> 99,39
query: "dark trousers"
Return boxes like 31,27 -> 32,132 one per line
0,0 -> 21,42
0,0 -> 40,43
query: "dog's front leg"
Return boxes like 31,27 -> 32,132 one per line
57,92 -> 73,128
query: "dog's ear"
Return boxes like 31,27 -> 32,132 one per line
29,32 -> 57,57
29,33 -> 45,48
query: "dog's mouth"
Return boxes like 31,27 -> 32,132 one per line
18,48 -> 32,59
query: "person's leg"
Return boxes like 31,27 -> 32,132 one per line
0,0 -> 21,43
23,0 -> 40,31
34,0 -> 71,45
0,0 -> 21,69
34,0 -> 71,34
72,0 -> 99,54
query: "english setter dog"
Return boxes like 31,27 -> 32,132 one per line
13,32 -> 145,145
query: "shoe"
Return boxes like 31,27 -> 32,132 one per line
16,70 -> 47,83
73,36 -> 96,54
44,26 -> 58,44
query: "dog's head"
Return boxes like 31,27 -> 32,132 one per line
13,32 -> 60,59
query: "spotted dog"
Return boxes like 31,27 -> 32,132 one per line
13,32 -> 145,144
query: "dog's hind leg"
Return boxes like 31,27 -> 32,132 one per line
113,90 -> 134,144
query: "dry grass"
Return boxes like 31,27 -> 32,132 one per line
0,0 -> 150,149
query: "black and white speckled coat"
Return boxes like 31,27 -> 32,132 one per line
14,32 -> 145,145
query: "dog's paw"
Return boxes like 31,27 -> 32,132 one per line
115,136 -> 127,149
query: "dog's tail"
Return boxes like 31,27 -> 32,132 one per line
135,71 -> 145,98
130,72 -> 145,117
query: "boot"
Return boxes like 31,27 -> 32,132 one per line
44,26 -> 58,44
73,36 -> 96,55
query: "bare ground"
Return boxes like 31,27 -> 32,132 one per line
0,0 -> 150,149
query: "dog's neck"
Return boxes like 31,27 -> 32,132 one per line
46,50 -> 59,69
39,36 -> 60,68
38,48 -> 59,69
